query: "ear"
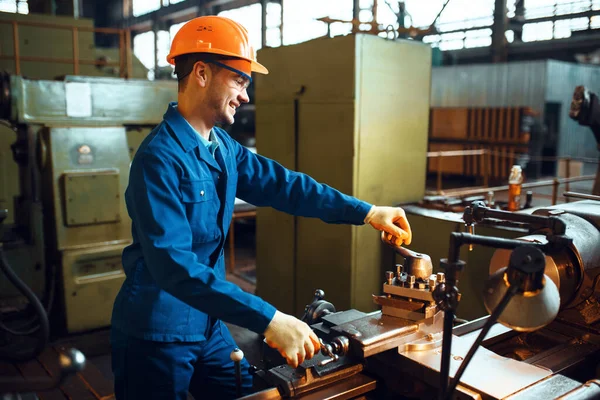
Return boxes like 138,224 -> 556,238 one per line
192,61 -> 210,88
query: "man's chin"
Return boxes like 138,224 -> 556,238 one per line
216,117 -> 234,127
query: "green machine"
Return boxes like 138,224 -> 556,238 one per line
0,74 -> 177,335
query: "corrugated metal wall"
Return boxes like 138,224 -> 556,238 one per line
431,60 -> 600,167
545,61 -> 600,160
430,61 -> 548,109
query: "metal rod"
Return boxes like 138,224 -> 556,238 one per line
72,27 -> 79,75
439,305 -> 454,399
427,149 -> 488,157
481,152 -> 489,187
280,0 -> 284,45
444,284 -> 518,399
437,155 -> 443,194
0,19 -> 122,34
432,0 -> 451,26
434,175 -> 594,198
126,29 -> 133,78
448,232 -> 544,262
0,55 -> 119,66
261,0 -> 268,48
565,158 -> 571,201
119,30 -> 125,77
552,178 -> 559,205
563,191 -> 600,201
471,203 -> 563,229
12,21 -> 20,75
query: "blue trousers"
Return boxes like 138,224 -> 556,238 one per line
111,321 -> 252,399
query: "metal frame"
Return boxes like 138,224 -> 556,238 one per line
428,149 -> 596,204
0,20 -> 133,78
121,0 -> 282,33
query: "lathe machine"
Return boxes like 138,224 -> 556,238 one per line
242,200 -> 600,399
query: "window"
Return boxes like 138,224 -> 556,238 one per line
218,2 -> 284,48
132,0 -> 160,17
522,0 -> 600,41
0,0 -> 28,14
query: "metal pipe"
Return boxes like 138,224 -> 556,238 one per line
470,202 -> 566,233
12,21 -> 20,75
437,154 -> 443,194
126,30 -> 133,78
435,175 -> 594,198
445,284 -> 518,399
72,27 -> 79,75
261,0 -> 268,48
481,151 -> 487,187
0,55 -> 120,67
0,19 -> 122,34
565,157 -> 571,200
563,191 -> 600,201
427,149 -> 488,157
119,30 -> 126,77
279,0 -> 284,45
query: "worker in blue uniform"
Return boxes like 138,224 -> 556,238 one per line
110,15 -> 413,400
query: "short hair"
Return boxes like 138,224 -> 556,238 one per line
175,53 -> 238,92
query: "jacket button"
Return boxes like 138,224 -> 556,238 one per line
200,190 -> 205,196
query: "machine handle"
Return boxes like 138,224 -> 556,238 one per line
381,231 -> 422,259
0,348 -> 86,394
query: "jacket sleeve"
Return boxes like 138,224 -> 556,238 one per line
233,141 -> 372,224
129,151 -> 276,334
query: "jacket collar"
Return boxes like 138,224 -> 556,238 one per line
164,102 -> 222,172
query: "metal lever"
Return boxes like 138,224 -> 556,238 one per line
318,338 -> 339,367
317,336 -> 350,367
381,232 -> 433,280
230,348 -> 244,398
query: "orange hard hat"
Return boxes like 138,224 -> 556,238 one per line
167,15 -> 268,75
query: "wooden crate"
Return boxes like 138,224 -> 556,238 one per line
428,107 -> 530,180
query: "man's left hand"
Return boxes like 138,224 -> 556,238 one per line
364,206 -> 412,246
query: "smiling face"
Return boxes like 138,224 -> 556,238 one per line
205,65 -> 251,126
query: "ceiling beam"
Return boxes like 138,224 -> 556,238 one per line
120,0 -> 276,32
432,9 -> 600,36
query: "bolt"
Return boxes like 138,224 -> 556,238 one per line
429,274 -> 437,291
408,275 -> 416,289
437,272 -> 445,283
396,264 -> 403,278
385,271 -> 394,285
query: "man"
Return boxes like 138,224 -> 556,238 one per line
570,85 -> 600,195
111,15 -> 413,400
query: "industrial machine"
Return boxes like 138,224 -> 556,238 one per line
0,73 -> 177,343
241,199 -> 600,399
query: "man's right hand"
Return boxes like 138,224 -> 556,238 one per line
263,310 -> 321,368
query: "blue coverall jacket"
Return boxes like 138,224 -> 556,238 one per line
111,103 -> 373,342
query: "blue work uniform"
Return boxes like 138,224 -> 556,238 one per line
111,102 -> 372,399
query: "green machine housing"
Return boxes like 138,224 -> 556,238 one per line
0,74 -> 177,334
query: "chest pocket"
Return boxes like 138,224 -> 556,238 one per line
180,179 -> 220,243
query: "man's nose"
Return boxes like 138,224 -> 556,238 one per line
238,88 -> 250,104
